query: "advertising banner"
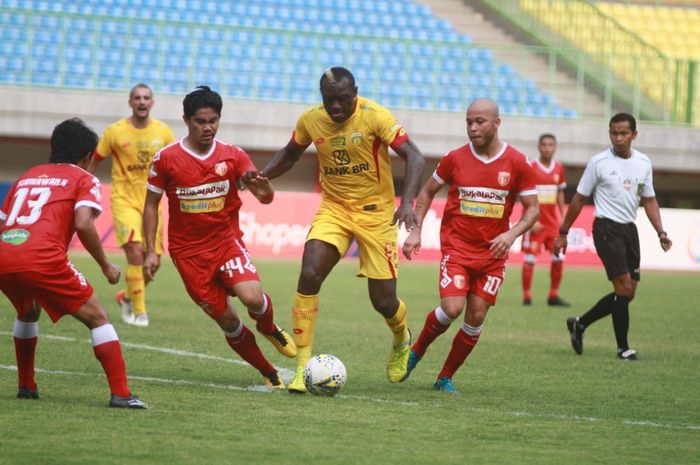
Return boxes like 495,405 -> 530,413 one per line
72,186 -> 698,272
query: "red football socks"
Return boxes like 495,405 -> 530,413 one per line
412,309 -> 451,357
225,325 -> 275,374
14,336 -> 37,390
437,329 -> 481,380
247,292 -> 276,334
93,340 -> 130,398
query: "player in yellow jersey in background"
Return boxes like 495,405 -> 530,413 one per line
89,83 -> 175,327
244,67 -> 426,392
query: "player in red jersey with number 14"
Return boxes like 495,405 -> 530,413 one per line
143,86 -> 296,389
401,99 -> 539,394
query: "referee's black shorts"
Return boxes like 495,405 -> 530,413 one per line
592,217 -> 641,281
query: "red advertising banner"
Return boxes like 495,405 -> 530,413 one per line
73,186 -> 603,266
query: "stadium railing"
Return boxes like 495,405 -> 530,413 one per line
479,0 -> 699,125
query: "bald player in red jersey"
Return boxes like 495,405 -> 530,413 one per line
143,86 -> 296,389
521,133 -> 570,307
402,99 -> 539,394
0,118 -> 146,408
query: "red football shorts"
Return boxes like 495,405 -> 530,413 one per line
521,228 -> 557,255
0,262 -> 94,322
438,254 -> 506,305
171,238 -> 260,320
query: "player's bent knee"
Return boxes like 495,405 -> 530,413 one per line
74,300 -> 111,329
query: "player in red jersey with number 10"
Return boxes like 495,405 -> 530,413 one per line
402,99 -> 539,394
143,86 -> 296,389
0,118 -> 146,408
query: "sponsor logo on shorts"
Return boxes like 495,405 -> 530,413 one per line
454,275 -> 465,289
1,229 -> 30,245
180,197 -> 225,213
176,180 -> 230,200
460,201 -> 505,218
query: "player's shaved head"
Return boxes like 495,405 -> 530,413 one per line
319,67 -> 358,123
466,98 -> 502,153
319,67 -> 356,90
467,98 -> 499,118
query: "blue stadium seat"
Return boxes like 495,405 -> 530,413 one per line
0,0 -> 573,119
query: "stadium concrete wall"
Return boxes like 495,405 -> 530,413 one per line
2,86 -> 699,207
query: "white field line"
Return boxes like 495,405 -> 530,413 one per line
1,333 -> 699,431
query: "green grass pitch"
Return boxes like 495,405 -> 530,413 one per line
1,255 -> 698,465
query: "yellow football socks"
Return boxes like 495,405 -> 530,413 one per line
126,264 -> 146,315
292,292 -> 318,370
385,298 -> 410,347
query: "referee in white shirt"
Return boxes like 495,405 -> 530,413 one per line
553,113 -> 672,361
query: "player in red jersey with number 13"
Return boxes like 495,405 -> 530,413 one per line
0,118 -> 146,408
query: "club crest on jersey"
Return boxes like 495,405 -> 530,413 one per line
215,162 -> 227,177
623,179 -> 632,191
497,171 -> 511,186
454,275 -> 466,289
351,132 -> 362,145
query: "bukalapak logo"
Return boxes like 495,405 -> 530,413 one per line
1,229 -> 30,245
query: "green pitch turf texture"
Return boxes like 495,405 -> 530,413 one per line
0,255 -> 697,465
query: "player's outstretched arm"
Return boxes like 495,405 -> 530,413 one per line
641,196 -> 672,252
143,190 -> 162,281
261,139 -> 308,180
402,177 -> 442,260
392,139 -> 426,231
490,193 -> 539,258
74,206 -> 120,284
553,192 -> 588,255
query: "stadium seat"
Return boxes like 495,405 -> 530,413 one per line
1,1 -> 572,118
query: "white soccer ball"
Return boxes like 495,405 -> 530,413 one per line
302,354 -> 347,396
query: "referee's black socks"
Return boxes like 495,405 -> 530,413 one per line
579,292 -> 616,328
611,294 -> 631,351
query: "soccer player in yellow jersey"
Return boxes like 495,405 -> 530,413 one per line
88,83 -> 175,327
244,67 -> 426,392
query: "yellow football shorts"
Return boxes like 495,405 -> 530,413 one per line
306,200 -> 399,280
111,200 -> 164,254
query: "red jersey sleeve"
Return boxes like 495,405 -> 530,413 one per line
515,154 -> 537,196
75,173 -> 103,217
233,146 -> 256,180
434,151 -> 455,185
146,150 -> 168,194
